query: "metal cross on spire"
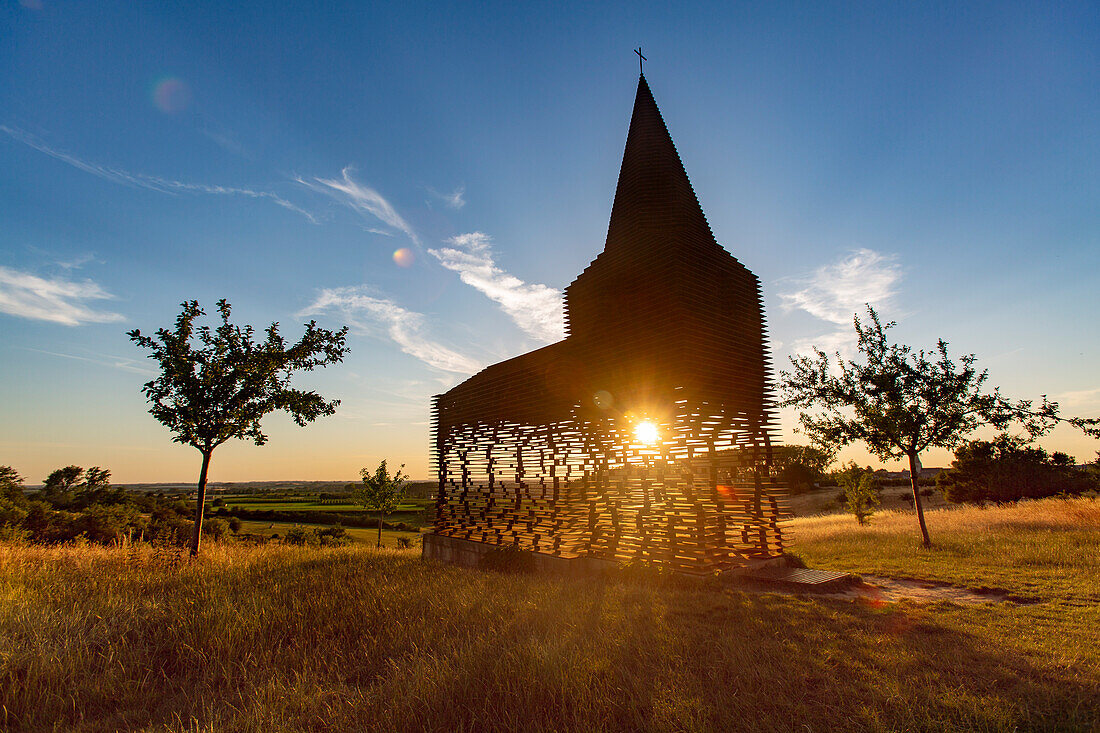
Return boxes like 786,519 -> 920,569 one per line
634,47 -> 647,75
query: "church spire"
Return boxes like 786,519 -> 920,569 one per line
602,74 -> 718,257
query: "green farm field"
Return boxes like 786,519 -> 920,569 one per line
2,497 -> 1097,731
235,520 -> 420,548
222,498 -> 427,513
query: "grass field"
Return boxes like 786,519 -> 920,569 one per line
223,500 -> 426,513
1,498 -> 1097,731
235,520 -> 420,548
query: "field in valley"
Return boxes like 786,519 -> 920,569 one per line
1,497 -> 1097,732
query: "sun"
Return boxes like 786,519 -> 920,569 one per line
634,420 -> 660,445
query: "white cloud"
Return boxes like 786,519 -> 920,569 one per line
779,248 -> 901,355
0,125 -> 316,222
1056,387 -> 1100,409
0,266 -> 125,326
300,167 -> 419,245
299,286 -> 481,375
429,185 -> 466,210
428,232 -> 565,343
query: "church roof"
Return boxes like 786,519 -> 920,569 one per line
601,74 -> 722,259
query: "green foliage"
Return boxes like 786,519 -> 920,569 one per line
780,307 -> 1068,461
284,526 -> 311,545
37,465 -> 125,510
779,305 -> 1097,545
356,461 -> 409,516
128,299 -> 350,453
771,445 -> 835,493
203,517 -> 229,540
282,524 -> 352,547
40,465 -> 84,506
939,436 -> 1097,504
0,496 -> 29,531
837,462 -> 881,525
0,466 -> 27,505
128,299 -> 349,555
356,460 -> 409,548
314,525 -> 352,547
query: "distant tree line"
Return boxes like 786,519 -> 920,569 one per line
0,465 -> 240,545
937,438 -> 1098,505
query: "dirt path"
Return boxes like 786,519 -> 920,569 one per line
831,575 -> 1041,605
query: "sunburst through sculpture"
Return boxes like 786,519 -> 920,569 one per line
423,72 -> 788,574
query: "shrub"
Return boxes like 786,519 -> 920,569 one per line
314,525 -> 352,547
72,504 -> 144,544
0,496 -> 28,529
940,437 -> 1096,504
203,517 -> 229,540
284,526 -> 313,546
837,462 -> 881,525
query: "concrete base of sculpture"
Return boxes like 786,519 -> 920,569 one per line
421,532 -> 619,575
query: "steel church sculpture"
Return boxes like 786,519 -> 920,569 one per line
424,73 -> 787,574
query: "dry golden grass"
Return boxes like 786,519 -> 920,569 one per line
1,498 -> 1098,732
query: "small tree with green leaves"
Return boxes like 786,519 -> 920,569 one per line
781,306 -> 1099,547
129,299 -> 349,556
355,460 -> 408,548
837,462 -> 881,525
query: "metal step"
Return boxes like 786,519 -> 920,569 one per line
738,566 -> 856,592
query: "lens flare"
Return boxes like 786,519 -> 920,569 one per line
393,248 -> 415,267
152,77 -> 192,113
634,421 -> 659,445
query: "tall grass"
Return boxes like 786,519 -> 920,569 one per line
1,499 -> 1098,732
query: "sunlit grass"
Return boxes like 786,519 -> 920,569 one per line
0,498 -> 1097,731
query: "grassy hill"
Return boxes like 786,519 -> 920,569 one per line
1,498 -> 1097,731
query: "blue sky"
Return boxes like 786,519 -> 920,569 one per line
2,0 -> 1097,482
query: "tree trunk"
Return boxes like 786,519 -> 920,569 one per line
376,512 -> 383,548
190,449 -> 213,557
908,451 -> 931,548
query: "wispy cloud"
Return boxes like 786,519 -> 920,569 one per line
428,232 -> 565,343
779,248 -> 901,355
1056,387 -> 1100,409
21,346 -> 156,375
0,125 -> 316,222
55,253 -> 98,270
428,185 -> 466,210
299,167 -> 419,245
0,266 -> 125,326
299,286 -> 481,374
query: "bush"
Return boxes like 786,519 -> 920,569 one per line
72,504 -> 144,544
283,525 -> 351,547
940,437 -> 1096,504
284,526 -> 313,546
314,525 -> 352,547
0,496 -> 28,529
835,462 -> 882,525
203,517 -> 229,540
